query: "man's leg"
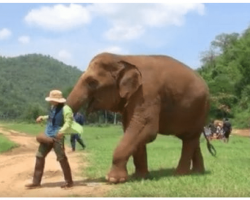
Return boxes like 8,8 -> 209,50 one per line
25,143 -> 53,189
76,134 -> 86,149
54,137 -> 73,188
70,134 -> 76,151
224,131 -> 230,143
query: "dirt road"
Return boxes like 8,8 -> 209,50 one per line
232,129 -> 250,137
0,126 -> 112,197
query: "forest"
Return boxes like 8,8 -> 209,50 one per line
198,26 -> 250,128
1,26 -> 250,127
0,54 -> 81,120
0,53 -> 121,124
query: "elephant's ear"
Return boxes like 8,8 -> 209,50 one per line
117,60 -> 142,100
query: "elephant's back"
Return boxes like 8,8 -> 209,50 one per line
122,55 -> 208,96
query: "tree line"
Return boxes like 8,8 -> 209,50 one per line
0,54 -> 121,125
197,25 -> 250,128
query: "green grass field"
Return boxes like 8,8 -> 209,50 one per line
0,133 -> 18,153
81,126 -> 250,197
1,122 -> 250,197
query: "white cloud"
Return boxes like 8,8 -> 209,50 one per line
140,3 -> 205,27
0,28 -> 12,40
58,49 -> 72,60
18,36 -> 30,44
24,4 -> 91,32
23,3 -> 205,40
105,25 -> 145,41
91,3 -> 205,41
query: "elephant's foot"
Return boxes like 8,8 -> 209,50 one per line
191,159 -> 205,174
191,167 -> 205,174
105,166 -> 128,184
192,147 -> 205,174
132,169 -> 149,179
174,166 -> 191,176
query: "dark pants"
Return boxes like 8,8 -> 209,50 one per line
224,130 -> 231,139
70,133 -> 85,151
36,136 -> 65,161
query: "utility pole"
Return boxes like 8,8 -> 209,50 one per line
113,112 -> 117,125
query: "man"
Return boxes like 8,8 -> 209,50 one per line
70,112 -> 86,151
25,89 -> 84,189
223,118 -> 232,143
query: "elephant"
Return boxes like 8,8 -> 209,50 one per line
66,52 -> 215,184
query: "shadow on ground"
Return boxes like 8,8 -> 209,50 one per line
41,177 -> 108,188
128,168 -> 212,182
40,168 -> 212,188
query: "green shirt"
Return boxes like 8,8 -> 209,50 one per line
41,105 -> 84,135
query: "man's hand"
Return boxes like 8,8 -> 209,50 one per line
56,132 -> 64,140
36,116 -> 43,123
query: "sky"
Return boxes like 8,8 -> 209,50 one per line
1,2 -> 250,71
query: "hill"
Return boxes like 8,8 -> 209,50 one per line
0,54 -> 82,120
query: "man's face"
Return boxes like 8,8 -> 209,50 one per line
50,101 -> 59,106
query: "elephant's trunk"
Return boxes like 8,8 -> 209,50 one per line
66,80 -> 89,113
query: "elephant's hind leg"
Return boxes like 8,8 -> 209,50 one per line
132,144 -> 149,179
191,144 -> 205,174
175,137 -> 199,175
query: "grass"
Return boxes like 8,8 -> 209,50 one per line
2,121 -> 250,197
79,126 -> 250,197
0,133 -> 18,153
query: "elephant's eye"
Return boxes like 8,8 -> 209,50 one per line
87,79 -> 98,90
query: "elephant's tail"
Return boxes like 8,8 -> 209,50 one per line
202,128 -> 217,157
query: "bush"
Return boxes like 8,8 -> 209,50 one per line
21,103 -> 47,122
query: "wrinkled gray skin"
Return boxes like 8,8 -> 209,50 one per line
66,52 -> 210,184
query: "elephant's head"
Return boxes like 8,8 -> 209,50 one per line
66,53 -> 142,114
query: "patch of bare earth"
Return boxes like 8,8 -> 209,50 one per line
0,125 -> 113,197
232,129 -> 250,137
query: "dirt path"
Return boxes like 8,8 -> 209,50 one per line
0,126 -> 112,197
232,129 -> 250,137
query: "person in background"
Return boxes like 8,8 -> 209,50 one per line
25,89 -> 83,189
70,112 -> 86,151
223,118 -> 232,143
208,120 -> 216,136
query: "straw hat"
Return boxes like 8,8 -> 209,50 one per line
45,90 -> 66,103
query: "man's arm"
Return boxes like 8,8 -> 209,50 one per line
58,105 -> 84,135
41,115 -> 49,120
58,106 -> 74,134
36,115 -> 49,123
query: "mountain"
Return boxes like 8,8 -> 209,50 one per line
0,54 -> 82,119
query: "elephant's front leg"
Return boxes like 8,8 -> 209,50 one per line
106,115 -> 158,184
132,144 -> 149,179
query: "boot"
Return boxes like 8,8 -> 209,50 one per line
25,157 -> 45,189
59,157 -> 73,188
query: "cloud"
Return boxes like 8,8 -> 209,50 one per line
18,36 -> 30,44
23,3 -> 205,40
57,49 -> 72,60
24,4 -> 91,32
0,28 -> 12,40
105,25 -> 145,40
91,3 -> 205,41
